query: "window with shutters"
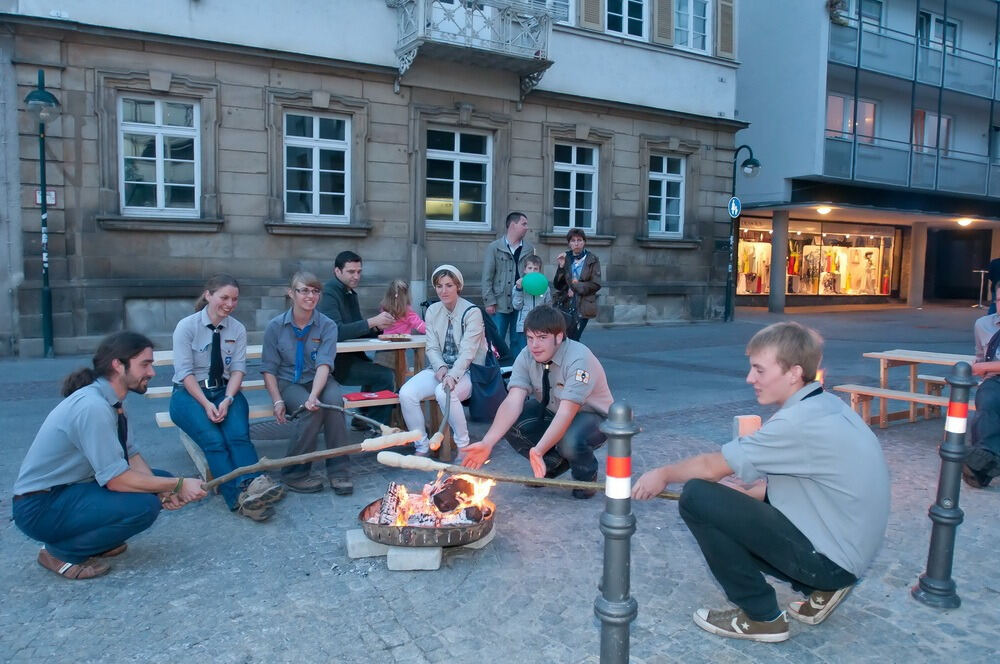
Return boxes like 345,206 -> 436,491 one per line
607,0 -> 646,39
553,143 -> 598,231
531,0 -> 572,24
646,154 -> 685,237
674,0 -> 711,53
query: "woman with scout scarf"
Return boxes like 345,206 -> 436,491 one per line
169,274 -> 285,521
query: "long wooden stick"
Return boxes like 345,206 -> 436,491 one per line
202,430 -> 422,490
289,402 -> 398,436
376,451 -> 680,500
428,385 -> 451,452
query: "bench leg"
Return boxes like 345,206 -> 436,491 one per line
927,385 -> 943,419
861,396 -> 872,426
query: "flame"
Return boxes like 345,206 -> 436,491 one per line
390,472 -> 495,527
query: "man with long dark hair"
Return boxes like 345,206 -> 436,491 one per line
12,331 -> 206,580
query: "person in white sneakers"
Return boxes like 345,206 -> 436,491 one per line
633,322 -> 890,642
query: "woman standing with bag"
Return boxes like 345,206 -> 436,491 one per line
554,228 -> 602,341
399,265 -> 486,456
168,274 -> 285,522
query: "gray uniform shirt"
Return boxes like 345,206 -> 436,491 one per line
13,378 -> 137,494
508,339 -> 613,416
721,382 -> 890,577
260,309 -> 338,384
973,312 -> 1000,362
171,308 -> 248,384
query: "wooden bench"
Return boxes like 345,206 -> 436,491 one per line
832,383 -> 975,429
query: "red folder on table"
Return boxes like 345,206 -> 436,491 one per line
343,390 -> 398,401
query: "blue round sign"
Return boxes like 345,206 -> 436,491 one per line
728,196 -> 742,219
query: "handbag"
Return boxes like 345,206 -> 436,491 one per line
461,305 -> 508,422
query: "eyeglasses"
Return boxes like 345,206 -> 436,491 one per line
293,287 -> 321,296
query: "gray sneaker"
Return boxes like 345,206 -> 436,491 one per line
237,503 -> 275,522
692,607 -> 789,643
787,584 -> 854,625
237,475 -> 285,509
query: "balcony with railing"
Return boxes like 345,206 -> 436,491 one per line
386,0 -> 563,96
829,18 -> 999,100
824,134 -> 1000,197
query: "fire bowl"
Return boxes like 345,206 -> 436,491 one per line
359,497 -> 495,548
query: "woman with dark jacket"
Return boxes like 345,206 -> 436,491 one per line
553,228 -> 602,341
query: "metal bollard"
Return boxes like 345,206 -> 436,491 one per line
911,361 -> 975,609
594,402 -> 639,663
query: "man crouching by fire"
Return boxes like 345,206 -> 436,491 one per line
633,322 -> 889,642
461,305 -> 613,499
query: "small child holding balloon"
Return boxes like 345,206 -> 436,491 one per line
511,255 -> 553,359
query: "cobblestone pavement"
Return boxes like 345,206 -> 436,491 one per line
1,306 -> 997,663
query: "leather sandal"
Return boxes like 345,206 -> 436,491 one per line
96,543 -> 127,558
37,548 -> 110,580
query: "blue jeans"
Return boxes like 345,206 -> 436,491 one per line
505,399 -> 607,480
169,386 -> 260,509
509,331 -> 526,360
13,469 -> 171,564
491,311 -> 517,353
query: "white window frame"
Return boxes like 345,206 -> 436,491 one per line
553,143 -> 599,232
918,10 -> 959,53
674,0 -> 712,53
606,0 -> 647,40
912,109 -> 952,155
850,0 -> 883,33
825,93 -> 877,144
282,111 -> 352,224
532,0 -> 572,25
424,127 -> 493,231
118,96 -> 200,218
647,154 -> 686,238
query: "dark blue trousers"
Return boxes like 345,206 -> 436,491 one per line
505,399 -> 607,480
12,469 -> 171,564
967,375 -> 1000,486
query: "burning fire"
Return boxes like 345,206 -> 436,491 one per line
370,472 -> 496,528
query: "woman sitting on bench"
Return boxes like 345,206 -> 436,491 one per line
168,274 -> 285,522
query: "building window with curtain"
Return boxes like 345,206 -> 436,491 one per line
553,143 -> 598,231
647,154 -> 685,236
912,109 -> 951,155
825,93 -> 877,143
118,97 -> 200,217
674,0 -> 710,52
425,128 -> 492,229
283,112 -> 351,222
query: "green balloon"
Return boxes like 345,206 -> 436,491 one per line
522,272 -> 548,296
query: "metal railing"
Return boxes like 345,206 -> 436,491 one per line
824,135 -> 1000,197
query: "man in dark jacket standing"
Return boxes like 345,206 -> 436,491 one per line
319,251 -> 396,429
482,212 -> 534,352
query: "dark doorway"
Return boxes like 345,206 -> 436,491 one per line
924,228 -> 991,300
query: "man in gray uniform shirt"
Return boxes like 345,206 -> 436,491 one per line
634,322 -> 890,643
462,305 -> 613,499
12,332 -> 207,580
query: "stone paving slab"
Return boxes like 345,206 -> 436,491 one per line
1,306 -> 997,662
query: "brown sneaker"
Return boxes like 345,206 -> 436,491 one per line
283,474 -> 324,494
787,584 -> 854,625
329,476 -> 354,496
237,475 -> 286,509
96,543 -> 127,558
692,607 -> 789,643
237,503 -> 275,522
37,548 -> 111,580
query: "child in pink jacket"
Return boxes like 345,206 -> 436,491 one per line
379,279 -> 426,335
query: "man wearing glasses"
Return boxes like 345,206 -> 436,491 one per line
319,251 -> 397,433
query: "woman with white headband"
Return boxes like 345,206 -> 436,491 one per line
398,264 -> 487,455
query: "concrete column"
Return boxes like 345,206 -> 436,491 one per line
768,211 -> 789,313
908,222 -> 928,308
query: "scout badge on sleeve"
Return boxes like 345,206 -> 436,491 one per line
575,369 -> 590,384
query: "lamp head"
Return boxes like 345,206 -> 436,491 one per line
24,88 -> 60,124
741,157 -> 761,178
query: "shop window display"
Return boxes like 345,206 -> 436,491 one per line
736,220 -> 894,296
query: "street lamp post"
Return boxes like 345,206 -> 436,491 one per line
723,144 -> 761,322
24,69 -> 60,357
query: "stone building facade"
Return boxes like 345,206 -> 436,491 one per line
1,1 -> 744,355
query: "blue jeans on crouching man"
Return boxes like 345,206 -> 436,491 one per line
505,399 -> 607,480
13,469 -> 172,564
169,386 -> 260,510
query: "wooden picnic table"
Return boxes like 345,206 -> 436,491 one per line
861,349 -> 975,425
154,335 -> 428,393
